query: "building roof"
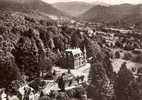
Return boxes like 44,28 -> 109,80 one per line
65,48 -> 82,56
62,73 -> 75,81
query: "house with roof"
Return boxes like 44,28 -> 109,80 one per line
64,48 -> 87,69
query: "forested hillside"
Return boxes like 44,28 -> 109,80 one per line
0,0 -> 64,16
0,10 -> 115,100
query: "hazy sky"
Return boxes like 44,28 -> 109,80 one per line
42,0 -> 142,4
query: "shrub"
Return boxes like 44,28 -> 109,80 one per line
132,50 -> 142,55
56,92 -> 69,100
123,53 -> 132,60
115,51 -> 120,58
132,54 -> 142,64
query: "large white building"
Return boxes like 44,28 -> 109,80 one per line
64,48 -> 87,69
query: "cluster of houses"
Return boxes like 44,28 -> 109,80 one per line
95,27 -> 142,50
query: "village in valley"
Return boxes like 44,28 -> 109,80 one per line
0,0 -> 142,100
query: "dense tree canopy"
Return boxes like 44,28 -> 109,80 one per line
0,45 -> 21,88
114,62 -> 140,100
86,37 -> 114,100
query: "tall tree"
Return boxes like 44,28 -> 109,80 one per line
71,30 -> 84,48
0,49 -> 21,88
86,38 -> 114,100
115,62 -> 135,100
87,61 -> 114,100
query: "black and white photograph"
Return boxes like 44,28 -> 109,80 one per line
0,0 -> 142,100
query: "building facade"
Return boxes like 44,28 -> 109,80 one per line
64,48 -> 87,69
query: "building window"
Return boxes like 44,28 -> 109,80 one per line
74,54 -> 78,58
132,67 -> 136,72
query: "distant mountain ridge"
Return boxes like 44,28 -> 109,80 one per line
0,0 -> 39,3
53,1 -> 110,17
92,1 -> 109,6
79,4 -> 142,26
0,0 -> 64,16
53,1 -> 94,17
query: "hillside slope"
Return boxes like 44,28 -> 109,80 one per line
80,4 -> 134,23
0,0 -> 64,16
80,4 -> 142,30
